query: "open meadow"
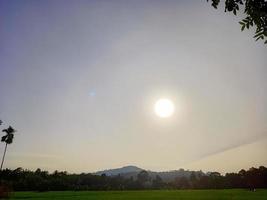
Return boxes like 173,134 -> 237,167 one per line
10,189 -> 267,200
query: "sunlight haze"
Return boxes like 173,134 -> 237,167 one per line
0,0 -> 266,174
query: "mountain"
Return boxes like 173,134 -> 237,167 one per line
94,165 -> 143,176
121,168 -> 205,182
94,166 -> 205,182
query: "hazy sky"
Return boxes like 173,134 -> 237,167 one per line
0,0 -> 266,173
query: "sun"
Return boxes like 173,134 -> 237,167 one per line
154,98 -> 175,118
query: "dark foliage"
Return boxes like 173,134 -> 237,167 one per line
0,166 -> 266,191
1,121 -> 16,170
208,0 -> 267,43
1,126 -> 15,144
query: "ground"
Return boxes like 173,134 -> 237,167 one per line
10,189 -> 267,200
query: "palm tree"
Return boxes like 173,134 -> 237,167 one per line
1,126 -> 15,170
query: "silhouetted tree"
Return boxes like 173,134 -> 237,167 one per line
209,172 -> 224,188
225,172 -> 242,188
152,175 -> 165,189
207,0 -> 267,43
1,126 -> 16,170
190,172 -> 198,189
0,166 -> 267,191
137,170 -> 151,188
173,176 -> 190,189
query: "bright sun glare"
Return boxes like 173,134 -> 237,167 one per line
154,98 -> 175,118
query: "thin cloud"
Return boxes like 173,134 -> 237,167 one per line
181,132 -> 267,167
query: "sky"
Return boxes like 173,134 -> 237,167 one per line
0,0 -> 266,174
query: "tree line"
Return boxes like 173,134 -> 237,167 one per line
0,166 -> 267,191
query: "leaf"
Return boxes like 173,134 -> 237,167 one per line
6,133 -> 14,144
1,135 -> 7,142
255,28 -> 261,34
254,31 -> 263,38
255,36 -> 261,41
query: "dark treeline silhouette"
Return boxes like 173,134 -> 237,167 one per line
0,166 -> 267,191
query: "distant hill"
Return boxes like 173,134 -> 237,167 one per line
94,166 -> 205,182
94,165 -> 143,176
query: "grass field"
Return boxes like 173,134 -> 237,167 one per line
10,189 -> 267,200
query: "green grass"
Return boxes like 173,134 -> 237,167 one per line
10,189 -> 267,200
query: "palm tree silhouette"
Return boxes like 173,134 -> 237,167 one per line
1,126 -> 15,170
